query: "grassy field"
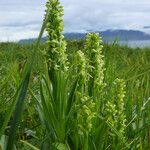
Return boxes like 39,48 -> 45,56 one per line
0,0 -> 150,149
0,40 -> 150,150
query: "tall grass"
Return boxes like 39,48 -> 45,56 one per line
0,4 -> 50,149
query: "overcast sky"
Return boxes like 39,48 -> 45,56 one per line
0,0 -> 150,41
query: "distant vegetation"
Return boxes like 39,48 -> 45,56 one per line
0,0 -> 150,149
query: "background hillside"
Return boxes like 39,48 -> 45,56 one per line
19,29 -> 150,43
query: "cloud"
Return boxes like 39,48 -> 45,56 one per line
61,0 -> 150,32
0,25 -> 43,42
0,0 -> 46,41
0,0 -> 150,41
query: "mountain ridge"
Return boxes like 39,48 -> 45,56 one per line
19,29 -> 150,43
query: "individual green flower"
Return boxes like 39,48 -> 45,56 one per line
45,0 -> 68,71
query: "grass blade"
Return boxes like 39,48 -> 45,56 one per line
6,8 -> 51,150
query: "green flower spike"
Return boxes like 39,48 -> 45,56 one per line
84,33 -> 106,96
45,0 -> 68,72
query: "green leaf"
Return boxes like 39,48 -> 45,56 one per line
20,140 -> 39,150
56,143 -> 70,150
5,6 -> 51,150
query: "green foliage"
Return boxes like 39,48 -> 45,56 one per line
0,0 -> 149,149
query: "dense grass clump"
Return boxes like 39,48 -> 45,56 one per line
0,0 -> 150,149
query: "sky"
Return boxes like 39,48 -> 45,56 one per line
0,0 -> 150,41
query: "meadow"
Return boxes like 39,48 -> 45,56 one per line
0,0 -> 150,149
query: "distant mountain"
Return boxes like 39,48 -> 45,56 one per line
143,26 -> 150,29
101,29 -> 150,41
19,29 -> 150,43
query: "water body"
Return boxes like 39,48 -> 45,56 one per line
118,40 -> 150,48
